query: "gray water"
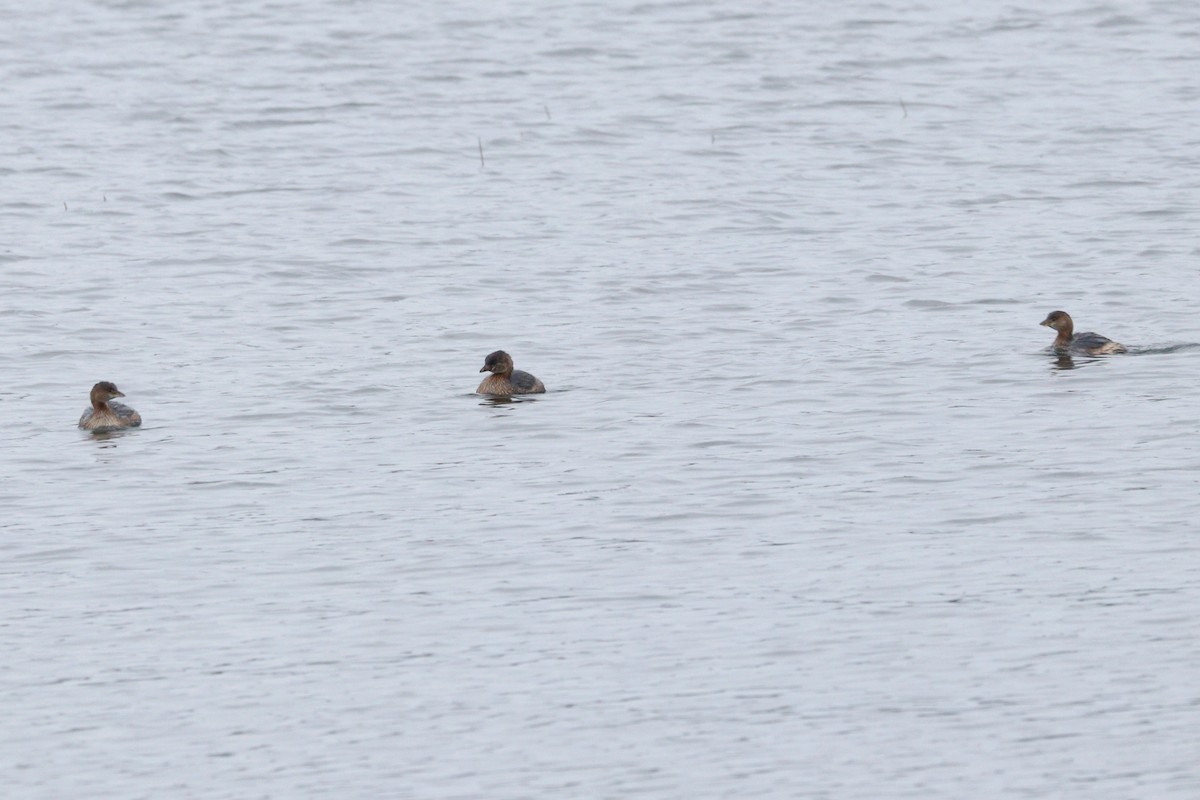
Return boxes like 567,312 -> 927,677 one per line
3,1 -> 1200,797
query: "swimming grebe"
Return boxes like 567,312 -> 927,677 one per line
78,382 -> 142,431
1040,311 -> 1127,355
477,350 -> 545,396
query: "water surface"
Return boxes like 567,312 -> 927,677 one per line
3,1 -> 1200,797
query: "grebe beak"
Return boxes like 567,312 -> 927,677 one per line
112,390 -> 125,397
1039,319 -> 1051,327
479,365 -> 489,373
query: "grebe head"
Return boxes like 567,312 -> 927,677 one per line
479,350 -> 514,377
90,381 -> 125,405
1040,310 -> 1072,332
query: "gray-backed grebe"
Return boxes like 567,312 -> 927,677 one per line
477,351 -> 545,396
1040,311 -> 1127,355
78,382 -> 142,431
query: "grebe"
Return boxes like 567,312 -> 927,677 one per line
1040,311 -> 1127,355
78,382 -> 142,431
477,351 -> 545,396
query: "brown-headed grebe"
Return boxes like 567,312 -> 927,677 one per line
78,382 -> 142,431
477,350 -> 545,396
1040,311 -> 1127,355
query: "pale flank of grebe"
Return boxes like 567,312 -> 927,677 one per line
1040,310 -> 1127,355
476,350 -> 546,396
78,381 -> 142,431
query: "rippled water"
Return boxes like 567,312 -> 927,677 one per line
4,1 -> 1200,797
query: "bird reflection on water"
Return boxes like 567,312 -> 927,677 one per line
477,394 -> 542,408
1050,352 -> 1079,371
